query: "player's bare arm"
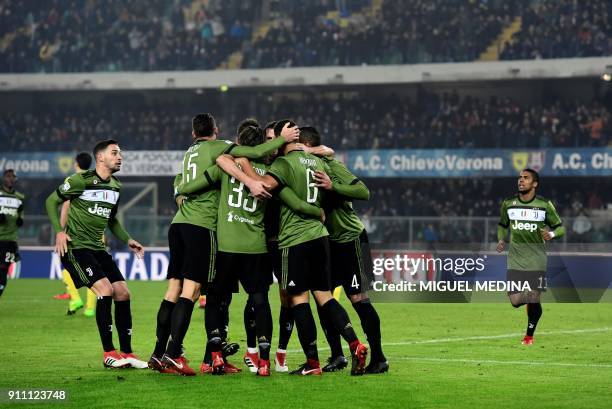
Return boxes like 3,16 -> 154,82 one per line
60,201 -> 70,230
299,144 -> 335,157
216,155 -> 271,200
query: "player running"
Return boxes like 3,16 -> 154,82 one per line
497,169 -> 565,345
0,169 -> 25,299
300,126 -> 389,374
149,113 -> 298,376
45,139 -> 148,369
59,152 -> 98,317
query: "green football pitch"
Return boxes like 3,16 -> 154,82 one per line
1,279 -> 611,409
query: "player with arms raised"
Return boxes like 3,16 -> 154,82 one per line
45,139 -> 148,368
497,169 -> 565,345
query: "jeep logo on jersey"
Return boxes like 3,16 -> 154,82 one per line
511,220 -> 538,232
0,206 -> 18,216
88,203 -> 112,218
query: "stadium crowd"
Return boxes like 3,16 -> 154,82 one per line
500,0 -> 612,60
2,0 -> 611,73
2,90 -> 609,152
242,0 -> 522,68
0,0 -> 255,72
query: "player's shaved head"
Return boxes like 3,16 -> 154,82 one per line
298,126 -> 321,147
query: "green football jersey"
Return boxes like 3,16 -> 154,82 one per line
498,195 -> 563,272
0,188 -> 25,242
212,161 -> 269,254
171,139 -> 234,230
268,150 -> 329,248
56,170 -> 122,250
322,157 -> 365,243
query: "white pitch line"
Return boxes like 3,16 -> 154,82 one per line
393,357 -> 612,369
287,327 -> 611,353
381,327 -> 612,346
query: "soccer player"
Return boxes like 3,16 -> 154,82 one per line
299,126 -> 389,374
241,121 -> 334,373
45,139 -> 148,369
150,113 -> 298,376
497,169 -> 565,345
258,120 -> 369,376
0,169 -> 25,299
210,125 -> 324,376
60,152 -> 98,317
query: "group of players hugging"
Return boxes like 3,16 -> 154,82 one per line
1,111 -> 565,378
42,113 -> 389,377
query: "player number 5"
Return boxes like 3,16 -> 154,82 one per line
186,153 -> 199,182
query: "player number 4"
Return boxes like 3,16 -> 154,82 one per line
351,275 -> 360,289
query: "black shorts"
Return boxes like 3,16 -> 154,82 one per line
279,237 -> 331,295
329,230 -> 374,296
167,223 -> 216,286
506,270 -> 547,294
213,252 -> 272,294
268,240 -> 281,282
61,248 -> 124,289
0,241 -> 19,268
